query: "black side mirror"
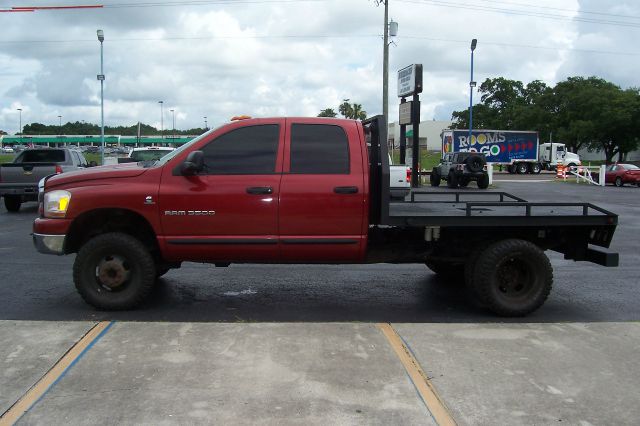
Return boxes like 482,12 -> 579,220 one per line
181,150 -> 204,176
89,161 -> 98,167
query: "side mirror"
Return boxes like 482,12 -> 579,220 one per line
180,150 -> 204,176
89,161 -> 98,167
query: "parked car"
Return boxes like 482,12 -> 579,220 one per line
388,155 -> 411,200
594,163 -> 640,187
430,152 -> 489,189
1,146 -> 15,153
0,148 -> 94,212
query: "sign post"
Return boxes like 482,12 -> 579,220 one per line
397,64 -> 423,187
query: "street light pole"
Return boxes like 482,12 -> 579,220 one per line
97,29 -> 105,165
170,109 -> 175,140
159,101 -> 164,139
58,115 -> 62,136
469,38 -> 477,143
17,108 -> 22,144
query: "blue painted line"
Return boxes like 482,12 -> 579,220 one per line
21,321 -> 115,418
397,331 -> 439,422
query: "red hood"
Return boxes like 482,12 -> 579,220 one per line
46,162 -> 149,188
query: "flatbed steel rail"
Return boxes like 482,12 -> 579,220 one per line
409,190 -> 527,203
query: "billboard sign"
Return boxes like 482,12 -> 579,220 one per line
442,130 -> 539,163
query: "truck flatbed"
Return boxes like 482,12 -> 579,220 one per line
387,190 -> 617,228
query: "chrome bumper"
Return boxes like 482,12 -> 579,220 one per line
32,233 -> 66,255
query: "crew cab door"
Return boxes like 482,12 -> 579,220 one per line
278,119 -> 366,262
158,120 -> 284,262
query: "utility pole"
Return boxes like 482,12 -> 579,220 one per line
383,0 -> 389,128
97,29 -> 105,165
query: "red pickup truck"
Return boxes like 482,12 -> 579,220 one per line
33,116 -> 619,316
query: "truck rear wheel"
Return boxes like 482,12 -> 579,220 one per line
471,239 -> 552,317
516,162 -> 528,174
73,232 -> 156,310
4,196 -> 21,212
530,163 -> 542,174
430,168 -> 441,187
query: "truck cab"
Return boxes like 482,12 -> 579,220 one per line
539,143 -> 581,169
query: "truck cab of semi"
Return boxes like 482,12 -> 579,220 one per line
539,143 -> 581,169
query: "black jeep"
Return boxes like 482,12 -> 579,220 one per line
430,152 -> 489,189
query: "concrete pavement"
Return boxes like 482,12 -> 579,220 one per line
2,321 -> 639,425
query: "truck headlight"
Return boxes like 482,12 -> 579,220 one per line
44,190 -> 71,218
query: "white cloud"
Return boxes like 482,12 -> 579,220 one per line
0,0 -> 638,134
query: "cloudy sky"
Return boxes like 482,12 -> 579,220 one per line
1,0 -> 639,134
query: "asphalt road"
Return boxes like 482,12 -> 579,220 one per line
0,177 -> 638,323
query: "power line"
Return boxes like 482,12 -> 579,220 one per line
1,33 -> 638,57
397,0 -> 640,29
476,0 -> 640,21
400,35 -> 640,57
104,0 -> 327,7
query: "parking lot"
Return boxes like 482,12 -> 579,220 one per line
1,176 -> 639,425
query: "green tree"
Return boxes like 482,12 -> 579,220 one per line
339,99 -> 354,119
318,108 -> 337,117
338,99 -> 367,120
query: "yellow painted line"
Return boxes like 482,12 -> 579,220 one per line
0,321 -> 113,426
377,323 -> 457,426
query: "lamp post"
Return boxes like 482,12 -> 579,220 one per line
97,29 -> 105,165
468,38 -> 477,143
58,115 -> 62,136
17,108 -> 22,144
158,101 -> 164,139
382,0 -> 398,129
204,116 -> 208,130
170,109 -> 175,140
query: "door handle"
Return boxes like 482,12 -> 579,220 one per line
246,186 -> 273,195
334,186 -> 358,194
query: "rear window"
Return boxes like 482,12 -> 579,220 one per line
290,124 -> 349,174
18,150 -> 65,163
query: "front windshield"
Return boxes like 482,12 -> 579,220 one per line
156,125 -> 221,166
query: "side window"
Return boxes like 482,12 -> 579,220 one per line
201,125 -> 280,174
290,124 -> 349,174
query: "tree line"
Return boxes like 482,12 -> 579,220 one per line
17,121 -> 208,137
451,76 -> 640,163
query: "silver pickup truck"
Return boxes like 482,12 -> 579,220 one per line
0,148 -> 93,212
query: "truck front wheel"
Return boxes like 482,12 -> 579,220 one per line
4,196 -> 21,212
471,239 -> 552,317
73,232 -> 156,310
